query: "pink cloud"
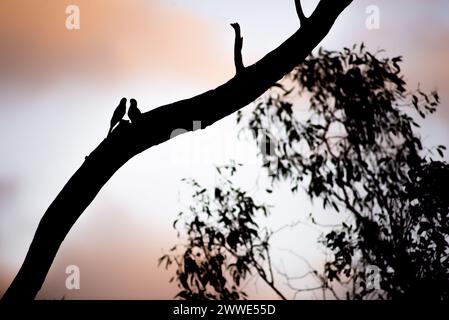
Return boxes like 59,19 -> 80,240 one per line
0,0 -> 229,84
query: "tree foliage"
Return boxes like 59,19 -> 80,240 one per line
161,44 -> 448,299
159,163 -> 285,300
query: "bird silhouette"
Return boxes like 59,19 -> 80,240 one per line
108,97 -> 127,136
128,98 -> 142,124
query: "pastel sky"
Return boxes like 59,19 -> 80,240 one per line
0,0 -> 448,299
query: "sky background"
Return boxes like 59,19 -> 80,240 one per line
0,0 -> 448,299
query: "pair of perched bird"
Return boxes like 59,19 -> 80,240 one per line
107,98 -> 142,136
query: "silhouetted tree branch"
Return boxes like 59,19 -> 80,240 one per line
231,23 -> 245,74
295,0 -> 308,26
2,0 -> 353,300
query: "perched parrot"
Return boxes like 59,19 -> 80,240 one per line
108,97 -> 127,136
128,98 -> 142,124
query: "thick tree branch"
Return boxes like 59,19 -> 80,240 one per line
2,0 -> 353,300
